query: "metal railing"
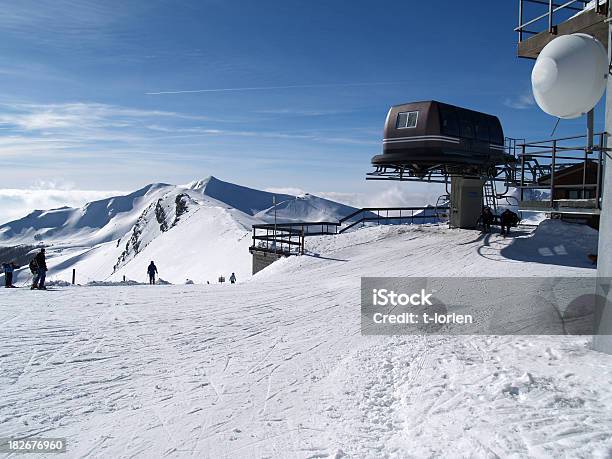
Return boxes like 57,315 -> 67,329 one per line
516,0 -> 595,42
516,0 -> 609,43
249,206 -> 450,256
515,132 -> 606,210
250,221 -> 340,256
338,206 -> 449,234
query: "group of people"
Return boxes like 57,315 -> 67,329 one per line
481,207 -> 520,236
4,255 -> 237,289
2,248 -> 48,290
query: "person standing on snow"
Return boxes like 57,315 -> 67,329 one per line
32,248 -> 48,290
500,209 -> 519,236
481,206 -> 494,234
229,272 -> 236,284
147,261 -> 158,285
3,261 -> 18,288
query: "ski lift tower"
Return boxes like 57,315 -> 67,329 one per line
515,0 -> 612,353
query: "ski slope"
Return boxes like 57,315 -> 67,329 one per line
1,221 -> 610,458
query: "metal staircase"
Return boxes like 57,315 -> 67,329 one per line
483,180 -> 498,215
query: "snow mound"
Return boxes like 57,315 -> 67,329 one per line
500,219 -> 598,268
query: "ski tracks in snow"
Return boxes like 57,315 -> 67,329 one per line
0,223 -> 610,457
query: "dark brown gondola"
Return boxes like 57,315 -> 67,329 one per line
371,101 -> 514,177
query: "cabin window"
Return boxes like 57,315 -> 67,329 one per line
396,111 -> 418,129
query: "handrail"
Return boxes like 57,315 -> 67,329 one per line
518,132 -> 607,146
338,206 -> 446,224
515,0 -> 586,33
252,221 -> 340,230
514,131 -> 606,211
516,0 -> 593,42
338,206 -> 449,234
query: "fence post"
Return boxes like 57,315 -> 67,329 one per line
520,144 -> 526,202
550,140 -> 557,208
72,269 -> 76,285
548,0 -> 554,34
597,134 -> 604,209
518,0 -> 523,42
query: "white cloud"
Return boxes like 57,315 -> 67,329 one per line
0,102 -> 212,133
0,187 -> 124,225
265,187 -> 309,196
146,81 -> 410,95
504,92 -> 536,110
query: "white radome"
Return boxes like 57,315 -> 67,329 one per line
531,33 -> 608,119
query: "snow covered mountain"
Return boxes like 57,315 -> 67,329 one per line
0,176 -> 359,285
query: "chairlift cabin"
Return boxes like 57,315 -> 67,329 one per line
371,101 -> 513,177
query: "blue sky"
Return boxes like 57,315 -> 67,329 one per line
0,0 -> 604,221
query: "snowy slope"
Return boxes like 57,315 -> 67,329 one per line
0,221 -> 609,458
0,177 -> 360,285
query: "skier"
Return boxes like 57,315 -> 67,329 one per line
29,258 -> 38,289
481,206 -> 494,233
147,261 -> 158,285
500,209 -> 519,236
3,261 -> 18,288
32,248 -> 48,290
229,272 -> 236,284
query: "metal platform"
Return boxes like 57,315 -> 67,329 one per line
516,0 -> 609,59
514,133 -> 605,216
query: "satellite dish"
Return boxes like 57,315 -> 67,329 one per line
531,33 -> 608,119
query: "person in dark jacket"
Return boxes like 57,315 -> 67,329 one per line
3,262 -> 18,288
229,272 -> 236,284
500,209 -> 519,236
147,261 -> 158,285
33,248 -> 48,290
481,206 -> 494,233
29,258 -> 38,288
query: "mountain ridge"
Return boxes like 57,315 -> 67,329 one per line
0,176 -> 360,284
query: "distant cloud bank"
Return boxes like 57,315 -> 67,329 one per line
266,183 -> 443,209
